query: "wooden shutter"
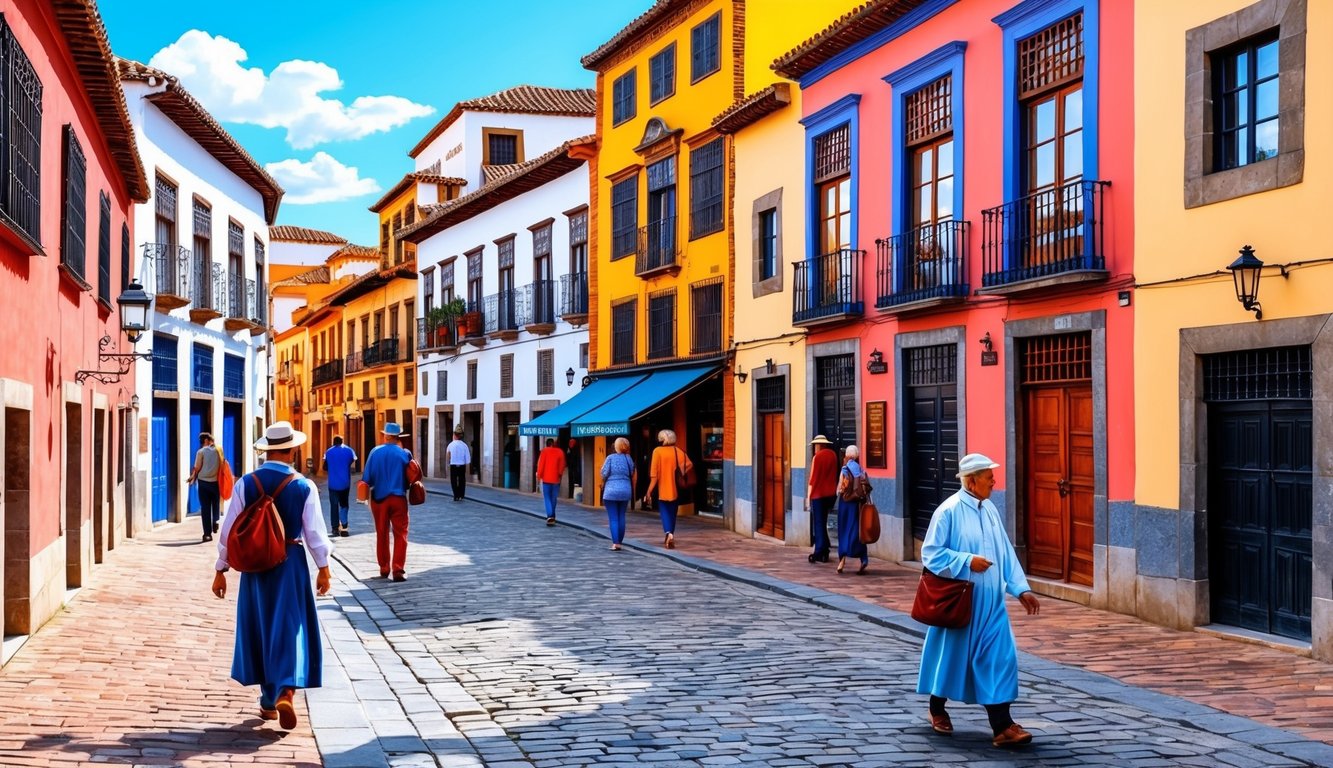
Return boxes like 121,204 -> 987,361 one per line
500,354 -> 513,398
1018,13 -> 1084,98
538,349 -> 554,395
906,75 -> 952,145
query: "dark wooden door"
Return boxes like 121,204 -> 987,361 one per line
1025,384 -> 1094,585
816,354 -> 857,451
907,346 -> 960,544
758,412 -> 786,539
1209,401 -> 1313,641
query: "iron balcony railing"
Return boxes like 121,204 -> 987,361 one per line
346,338 -> 401,372
792,248 -> 864,325
145,242 -> 190,299
484,290 -> 519,335
981,179 -> 1110,288
519,280 -> 556,327
190,256 -> 227,313
417,316 -> 458,351
875,220 -> 969,308
458,300 -> 485,339
559,271 -> 589,318
311,359 -> 343,386
636,216 -> 678,276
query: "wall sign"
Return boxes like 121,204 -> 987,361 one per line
865,400 -> 887,469
981,350 -> 998,366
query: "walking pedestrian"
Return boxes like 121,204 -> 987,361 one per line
187,432 -> 221,543
536,437 -> 567,526
643,429 -> 692,550
917,453 -> 1040,748
446,426 -> 471,501
362,423 -> 412,582
322,436 -> 357,537
210,421 -> 332,730
805,435 -> 838,563
835,445 -> 869,575
566,438 -> 582,497
600,437 -> 636,551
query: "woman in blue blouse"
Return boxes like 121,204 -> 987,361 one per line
835,444 -> 869,574
600,437 -> 637,551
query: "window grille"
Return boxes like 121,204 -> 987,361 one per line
907,345 -> 957,386
1018,13 -> 1084,98
756,376 -> 785,413
1020,332 -> 1091,384
60,126 -> 86,278
537,349 -> 554,395
441,261 -> 456,290
192,343 -> 213,394
228,220 -> 243,256
613,69 -> 636,126
151,335 -> 177,391
611,175 -> 638,259
533,223 -> 552,259
647,156 -> 675,192
438,370 -> 447,400
816,354 -> 856,389
223,354 -> 244,398
691,12 -> 721,81
191,200 -> 209,239
906,75 -> 953,145
467,249 -> 483,279
569,210 -> 587,247
650,43 -> 675,103
488,133 -> 517,165
155,176 -> 176,220
2,18 -> 42,243
611,297 -> 637,365
690,138 -> 725,238
1203,346 -> 1311,401
690,277 -> 723,354
97,192 -> 111,303
813,124 -> 850,183
647,288 -> 676,360
467,360 -> 478,399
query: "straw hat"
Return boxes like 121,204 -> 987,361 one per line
810,434 -> 834,446
956,453 -> 1000,478
254,421 -> 308,451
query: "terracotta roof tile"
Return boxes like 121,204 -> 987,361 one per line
271,265 -> 329,288
711,83 -> 792,134
772,0 -> 929,80
118,57 -> 284,223
268,226 -> 348,245
325,262 -> 418,307
408,85 -> 596,158
368,172 -> 467,213
582,0 -> 692,71
331,244 -> 380,260
52,0 -> 149,202
481,164 -> 523,185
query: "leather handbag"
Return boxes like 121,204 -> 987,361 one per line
859,502 -> 881,544
910,568 -> 974,629
405,457 -> 426,505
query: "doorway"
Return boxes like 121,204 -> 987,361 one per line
187,400 -> 210,518
463,411 -> 482,480
362,409 -> 377,463
150,398 -> 175,524
92,408 -> 106,563
64,402 -> 83,588
756,376 -> 786,540
906,346 -> 960,554
222,402 -> 241,475
5,406 -> 32,635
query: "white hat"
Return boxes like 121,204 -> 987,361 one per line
254,421 -> 308,451
956,453 -> 1000,478
810,434 -> 834,445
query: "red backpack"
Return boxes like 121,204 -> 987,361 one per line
226,473 -> 297,573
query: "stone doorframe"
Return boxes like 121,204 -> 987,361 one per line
892,326 -> 968,563
747,363 -> 792,543
1179,314 -> 1333,660
491,401 -> 520,489
1003,311 -> 1110,606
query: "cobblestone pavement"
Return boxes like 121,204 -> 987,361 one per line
324,484 -> 1333,768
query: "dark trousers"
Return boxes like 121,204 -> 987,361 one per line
449,464 -> 467,500
328,487 -> 350,529
198,480 -> 220,535
810,496 -> 834,558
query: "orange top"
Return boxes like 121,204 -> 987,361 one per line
536,446 -> 567,484
649,445 -> 692,502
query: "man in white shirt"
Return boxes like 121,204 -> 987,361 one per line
446,426 -> 471,501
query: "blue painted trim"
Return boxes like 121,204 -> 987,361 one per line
883,42 -> 966,293
995,0 -> 1099,270
800,93 -> 863,128
798,0 -> 960,88
802,94 -> 861,270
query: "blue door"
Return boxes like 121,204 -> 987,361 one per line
151,401 -> 172,523
187,402 -> 207,516
222,404 -> 240,480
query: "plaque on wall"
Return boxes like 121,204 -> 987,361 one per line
865,401 -> 887,469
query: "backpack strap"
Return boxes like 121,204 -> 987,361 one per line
271,473 -> 298,498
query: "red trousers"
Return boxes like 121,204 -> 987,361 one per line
369,495 -> 409,575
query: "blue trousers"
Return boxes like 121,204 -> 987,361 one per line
541,482 -> 560,519
658,498 -> 679,534
198,480 -> 220,535
605,499 -> 628,544
810,496 -> 834,557
328,487 -> 350,528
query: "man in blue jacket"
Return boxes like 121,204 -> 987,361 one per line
361,423 -> 412,581
322,436 -> 357,537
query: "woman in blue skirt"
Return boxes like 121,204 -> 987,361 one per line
835,444 -> 869,575
212,422 -> 332,729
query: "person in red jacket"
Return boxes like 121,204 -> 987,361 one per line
536,438 -> 567,526
806,435 -> 839,563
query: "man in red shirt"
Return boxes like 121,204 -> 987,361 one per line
806,435 -> 839,563
536,438 -> 567,526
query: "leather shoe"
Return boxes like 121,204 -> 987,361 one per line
259,707 -> 278,721
391,571 -> 406,582
275,688 -> 297,730
992,723 -> 1033,747
929,711 -> 953,735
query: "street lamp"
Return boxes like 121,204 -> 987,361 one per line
1227,245 -> 1265,320
566,367 -> 576,387
74,278 -> 155,384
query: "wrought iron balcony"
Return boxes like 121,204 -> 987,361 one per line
457,300 -> 485,341
346,338 -> 402,373
312,359 -> 343,386
519,280 -> 556,333
276,360 -> 292,383
981,179 -> 1110,291
792,248 -> 864,326
189,258 -> 226,323
636,217 -> 679,277
875,220 -> 969,310
417,316 -> 458,351
145,242 -> 191,310
559,271 -> 589,324
484,290 -> 519,339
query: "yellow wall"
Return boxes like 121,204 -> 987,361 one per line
272,327 -> 307,427
340,277 -> 418,437
1134,0 -> 1333,509
380,187 -> 418,266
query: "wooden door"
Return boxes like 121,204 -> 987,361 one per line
906,346 -> 960,545
758,411 -> 786,539
1025,383 -> 1093,585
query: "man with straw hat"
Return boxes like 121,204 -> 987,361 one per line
362,422 -> 413,581
804,435 -> 839,563
211,421 -> 332,730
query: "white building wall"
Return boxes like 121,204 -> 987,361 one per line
415,165 -> 589,488
270,240 -> 340,268
123,80 -> 272,531
416,111 -> 592,190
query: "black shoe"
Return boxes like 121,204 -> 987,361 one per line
391,571 -> 406,582
212,522 -> 219,534
202,534 -> 212,542
340,528 -> 350,537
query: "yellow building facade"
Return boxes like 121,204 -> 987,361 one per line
1134,0 -> 1333,657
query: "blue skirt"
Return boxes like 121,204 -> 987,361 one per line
231,545 -> 323,691
836,499 -> 867,561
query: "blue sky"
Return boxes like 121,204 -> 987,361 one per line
102,1 -> 647,245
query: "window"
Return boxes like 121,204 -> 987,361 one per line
440,261 -> 456,303
611,298 -> 637,365
192,343 -> 213,394
380,221 -> 390,257
568,208 -> 588,275
907,76 -> 956,231
612,69 -> 637,126
254,237 -> 266,324
60,126 -> 87,281
223,354 -> 244,399
422,266 -> 435,312
1,18 -> 42,245
406,365 -> 414,394
421,370 -> 428,396
1020,15 -> 1083,196
537,349 -> 554,395
579,342 -> 589,369
1214,35 -> 1280,170
377,377 -> 386,398
467,360 -> 478,399
393,212 -> 403,263
121,222 -> 130,290
155,175 -> 177,251
814,125 -> 851,255
690,138 -> 724,238
466,248 -> 484,308
691,278 -> 723,354
648,288 -> 675,360
500,354 -> 514,398
438,370 -> 447,400
97,192 -> 111,304
389,373 -> 398,397
650,43 -> 676,104
486,131 -> 520,165
404,300 -> 414,352
363,381 -> 371,400
151,335 -> 177,391
758,208 -> 778,280
691,12 -> 721,82
532,223 -> 554,324
611,175 -> 638,260
195,202 -> 214,307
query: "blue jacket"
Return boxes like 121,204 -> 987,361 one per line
362,443 -> 411,502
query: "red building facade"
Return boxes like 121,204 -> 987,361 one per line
776,0 -> 1135,609
0,0 -> 148,644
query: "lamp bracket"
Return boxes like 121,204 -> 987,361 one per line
75,335 -> 154,384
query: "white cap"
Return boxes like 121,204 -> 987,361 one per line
956,453 -> 1000,478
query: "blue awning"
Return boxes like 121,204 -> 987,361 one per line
517,373 -> 648,436
570,364 -> 719,437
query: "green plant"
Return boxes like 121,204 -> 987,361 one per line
439,297 -> 467,318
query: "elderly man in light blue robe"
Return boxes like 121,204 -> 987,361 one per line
917,453 -> 1040,748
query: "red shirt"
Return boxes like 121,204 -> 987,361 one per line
536,446 -> 567,484
809,446 -> 839,500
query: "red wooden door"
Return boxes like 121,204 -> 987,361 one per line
758,412 -> 786,539
1025,384 -> 1093,585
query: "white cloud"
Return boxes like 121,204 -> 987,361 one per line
266,153 -> 381,204
149,30 -> 435,149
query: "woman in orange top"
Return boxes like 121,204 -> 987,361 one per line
643,429 -> 692,549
